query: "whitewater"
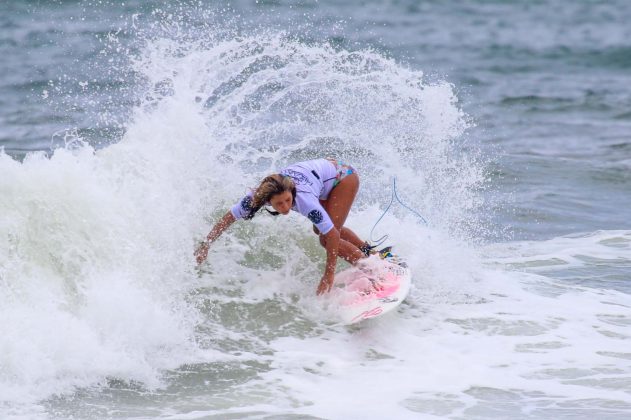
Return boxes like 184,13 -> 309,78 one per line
1,3 -> 630,419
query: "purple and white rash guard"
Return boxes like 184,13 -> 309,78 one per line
230,159 -> 339,234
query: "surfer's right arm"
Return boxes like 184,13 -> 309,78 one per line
195,192 -> 256,264
195,211 -> 236,264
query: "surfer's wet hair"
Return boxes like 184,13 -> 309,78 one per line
244,174 -> 296,219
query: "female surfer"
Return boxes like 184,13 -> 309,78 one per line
194,158 -> 375,295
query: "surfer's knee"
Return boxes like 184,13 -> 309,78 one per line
319,234 -> 327,247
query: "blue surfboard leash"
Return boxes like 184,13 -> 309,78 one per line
369,177 -> 428,246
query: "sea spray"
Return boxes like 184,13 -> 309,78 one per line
1,19 -> 483,416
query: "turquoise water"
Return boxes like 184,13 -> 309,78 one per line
1,1 -> 630,418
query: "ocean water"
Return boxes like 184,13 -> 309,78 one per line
1,1 -> 630,419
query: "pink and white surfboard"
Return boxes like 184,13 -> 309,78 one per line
331,255 -> 411,325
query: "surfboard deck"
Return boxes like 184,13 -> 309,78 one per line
330,254 -> 411,325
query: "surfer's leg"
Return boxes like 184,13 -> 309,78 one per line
315,203 -> 365,249
322,172 -> 359,228
340,226 -> 365,248
314,221 -> 362,260
320,173 -> 365,263
319,235 -> 364,264
313,224 -> 362,246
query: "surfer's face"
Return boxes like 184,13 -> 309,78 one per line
269,190 -> 292,215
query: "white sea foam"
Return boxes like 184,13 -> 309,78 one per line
2,25 -> 630,419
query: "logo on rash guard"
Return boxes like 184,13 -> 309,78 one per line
282,169 -> 312,186
308,209 -> 323,224
241,195 -> 253,212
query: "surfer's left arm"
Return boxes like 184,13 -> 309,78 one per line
317,227 -> 340,295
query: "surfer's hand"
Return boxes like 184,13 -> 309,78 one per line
194,241 -> 209,265
316,273 -> 334,295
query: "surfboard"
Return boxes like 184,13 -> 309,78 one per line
330,254 -> 411,325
